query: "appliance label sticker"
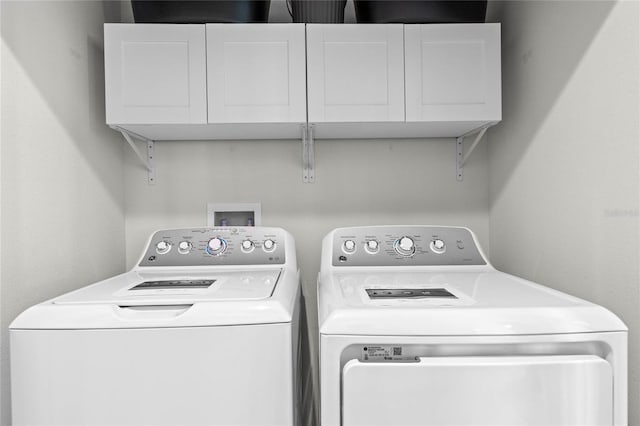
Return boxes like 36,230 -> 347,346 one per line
362,345 -> 411,362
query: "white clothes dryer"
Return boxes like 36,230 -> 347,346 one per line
318,225 -> 627,426
11,227 -> 302,426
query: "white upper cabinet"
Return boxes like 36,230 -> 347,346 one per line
206,24 -> 306,124
306,24 -> 405,123
104,24 -> 207,125
104,23 -> 501,141
405,23 -> 501,123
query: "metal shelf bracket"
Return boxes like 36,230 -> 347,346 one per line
302,124 -> 315,183
456,124 -> 493,182
119,129 -> 156,185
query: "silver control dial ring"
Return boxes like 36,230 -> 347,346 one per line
393,236 -> 416,257
206,237 -> 227,256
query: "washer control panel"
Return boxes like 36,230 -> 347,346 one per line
332,226 -> 486,266
139,227 -> 285,267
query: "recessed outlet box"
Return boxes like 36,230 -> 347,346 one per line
207,203 -> 262,227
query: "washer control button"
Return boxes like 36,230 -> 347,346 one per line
343,240 -> 356,253
365,240 -> 379,254
155,241 -> 172,255
241,239 -> 255,253
430,239 -> 446,254
394,236 -> 415,257
178,241 -> 193,254
206,237 -> 227,256
263,239 -> 276,252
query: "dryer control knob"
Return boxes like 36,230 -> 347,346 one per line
343,240 -> 356,253
241,239 -> 255,252
394,236 -> 415,257
206,237 -> 227,256
365,240 -> 379,253
431,239 -> 446,253
263,239 -> 276,252
178,241 -> 193,254
155,241 -> 172,255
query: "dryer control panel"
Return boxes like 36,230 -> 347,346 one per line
139,227 -> 286,267
331,226 -> 486,267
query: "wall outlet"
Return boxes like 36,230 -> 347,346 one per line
207,203 -> 262,227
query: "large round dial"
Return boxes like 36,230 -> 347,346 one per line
394,236 -> 415,257
206,237 -> 227,256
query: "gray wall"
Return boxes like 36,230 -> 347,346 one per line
488,0 -> 640,422
0,1 -> 126,424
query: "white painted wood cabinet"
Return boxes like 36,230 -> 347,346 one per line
206,24 -> 306,124
105,23 -> 500,141
105,24 -> 306,140
306,24 -> 405,123
104,24 -> 207,125
306,23 -> 501,138
405,23 -> 501,124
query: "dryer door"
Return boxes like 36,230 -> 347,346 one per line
342,355 -> 612,426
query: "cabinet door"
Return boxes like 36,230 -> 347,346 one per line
207,24 -> 306,124
104,24 -> 207,125
307,24 -> 405,123
405,24 -> 501,123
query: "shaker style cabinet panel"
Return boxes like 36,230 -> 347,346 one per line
104,24 -> 207,125
306,24 -> 405,123
405,24 -> 501,123
206,24 -> 306,124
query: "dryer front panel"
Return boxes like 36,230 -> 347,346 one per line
341,355 -> 612,426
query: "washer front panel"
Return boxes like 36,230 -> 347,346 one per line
331,226 -> 485,267
139,227 -> 286,267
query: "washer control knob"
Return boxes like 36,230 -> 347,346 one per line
430,239 -> 446,254
263,239 -> 276,252
394,236 -> 415,256
178,241 -> 192,254
155,241 -> 172,255
343,240 -> 356,253
365,240 -> 379,253
241,239 -> 255,252
206,237 -> 227,256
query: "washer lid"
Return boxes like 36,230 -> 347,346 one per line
52,269 -> 280,306
10,268 -> 301,330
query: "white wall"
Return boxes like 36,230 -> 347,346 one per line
0,1 -> 126,423
488,0 -> 640,422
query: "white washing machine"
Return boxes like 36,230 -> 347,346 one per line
11,226 -> 302,426
318,225 -> 627,426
